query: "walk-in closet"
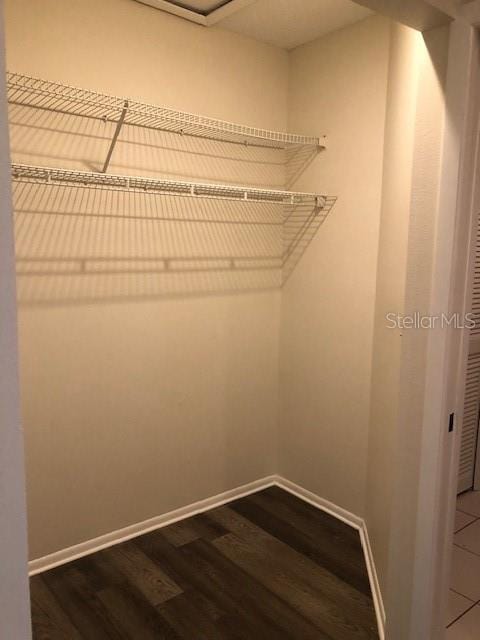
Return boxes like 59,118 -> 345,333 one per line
1,0 -> 460,638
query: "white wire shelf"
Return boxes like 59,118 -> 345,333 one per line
7,71 -> 324,151
11,164 -> 329,208
12,162 -> 337,302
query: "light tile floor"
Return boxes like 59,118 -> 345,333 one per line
448,491 -> 480,637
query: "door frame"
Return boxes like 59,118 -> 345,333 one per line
408,12 -> 480,640
349,3 -> 480,634
0,3 -> 31,639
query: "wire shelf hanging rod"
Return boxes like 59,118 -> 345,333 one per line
11,163 -> 328,206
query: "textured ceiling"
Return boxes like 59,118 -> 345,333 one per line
217,0 -> 374,50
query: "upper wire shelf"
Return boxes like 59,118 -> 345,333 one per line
7,72 -> 324,151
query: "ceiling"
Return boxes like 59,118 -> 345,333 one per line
166,0 -> 231,15
136,0 -> 374,49
217,0 -> 374,50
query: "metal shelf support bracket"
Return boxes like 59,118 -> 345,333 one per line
102,100 -> 129,173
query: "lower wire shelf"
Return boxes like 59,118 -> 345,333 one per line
11,163 -> 337,303
11,163 -> 328,207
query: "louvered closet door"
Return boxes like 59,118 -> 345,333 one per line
458,220 -> 480,493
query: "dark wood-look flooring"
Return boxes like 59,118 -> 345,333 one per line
30,486 -> 379,639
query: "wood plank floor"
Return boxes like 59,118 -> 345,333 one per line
30,486 -> 379,639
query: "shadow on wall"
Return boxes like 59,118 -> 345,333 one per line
9,101 -> 334,305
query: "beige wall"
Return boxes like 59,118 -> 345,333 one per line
279,15 -> 391,515
0,6 -> 31,637
280,22 -> 451,626
6,2 -> 396,562
366,22 -> 422,597
5,0 -> 286,558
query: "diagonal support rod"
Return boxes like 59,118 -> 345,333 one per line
101,100 -> 128,173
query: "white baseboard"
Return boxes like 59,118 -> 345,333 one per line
359,521 -> 386,640
28,474 -> 385,639
274,476 -> 364,529
28,475 -> 277,576
273,477 -> 385,640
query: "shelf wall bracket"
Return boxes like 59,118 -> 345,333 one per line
315,195 -> 326,212
101,99 -> 129,174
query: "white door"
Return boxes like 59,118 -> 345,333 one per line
458,351 -> 480,492
458,212 -> 480,493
